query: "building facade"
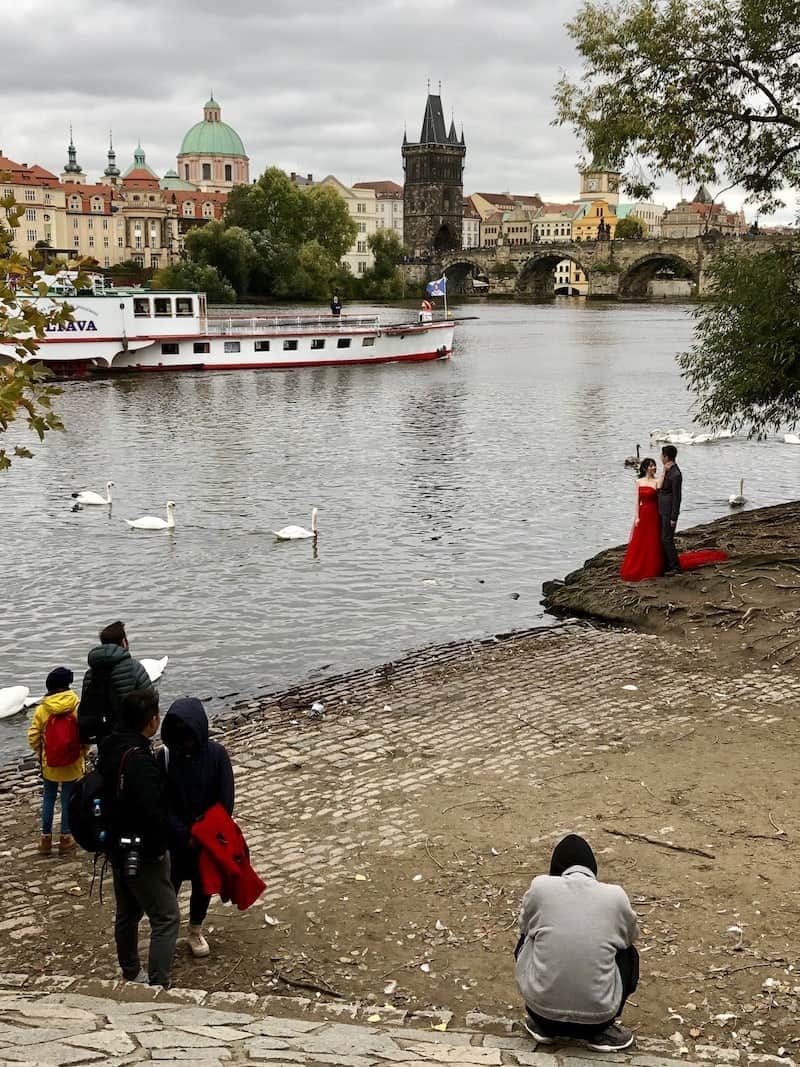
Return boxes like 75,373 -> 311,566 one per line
402,93 -> 465,258
176,97 -> 249,194
319,175 -> 378,275
353,180 -> 403,240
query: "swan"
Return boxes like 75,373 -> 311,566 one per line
125,501 -> 176,531
728,479 -> 746,507
72,481 -> 114,505
0,686 -> 37,719
784,433 -> 800,445
140,656 -> 169,683
273,507 -> 318,541
623,444 -> 641,468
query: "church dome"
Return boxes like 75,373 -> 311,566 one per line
179,96 -> 247,158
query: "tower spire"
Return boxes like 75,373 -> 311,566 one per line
104,129 -> 120,179
64,125 -> 81,174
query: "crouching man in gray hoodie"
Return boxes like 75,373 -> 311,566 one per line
515,834 -> 639,1052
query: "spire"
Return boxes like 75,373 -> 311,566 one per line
133,142 -> 146,168
64,125 -> 82,174
448,118 -> 458,144
104,130 -> 120,178
419,93 -> 448,144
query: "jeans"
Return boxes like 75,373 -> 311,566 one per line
171,849 -> 211,926
526,945 -> 640,1038
41,778 -> 77,835
112,854 -> 180,987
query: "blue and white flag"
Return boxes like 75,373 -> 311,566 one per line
426,276 -> 447,297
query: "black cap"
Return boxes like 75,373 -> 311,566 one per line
46,667 -> 74,693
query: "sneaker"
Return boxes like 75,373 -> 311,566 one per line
187,926 -> 210,958
38,834 -> 52,856
125,968 -> 148,984
583,1023 -> 634,1052
58,834 -> 76,855
522,1018 -> 558,1045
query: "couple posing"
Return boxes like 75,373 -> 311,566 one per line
620,445 -> 726,582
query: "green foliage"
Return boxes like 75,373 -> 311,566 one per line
151,260 -> 236,303
359,230 -> 406,299
184,222 -> 258,298
555,0 -> 800,211
678,243 -> 800,435
614,215 -> 647,239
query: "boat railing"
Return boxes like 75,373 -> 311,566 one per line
205,314 -> 382,336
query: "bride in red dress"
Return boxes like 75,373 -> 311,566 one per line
620,458 -> 727,582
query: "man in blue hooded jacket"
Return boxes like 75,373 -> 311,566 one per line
158,697 -> 234,958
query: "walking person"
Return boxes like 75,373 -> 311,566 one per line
27,667 -> 85,856
79,620 -> 153,744
515,834 -> 639,1051
97,688 -> 179,987
158,698 -> 234,958
658,445 -> 683,576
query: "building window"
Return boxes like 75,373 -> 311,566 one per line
254,340 -> 270,352
25,189 -> 36,201
135,236 -> 142,249
133,298 -> 151,317
175,298 -> 193,316
88,236 -> 95,247
103,219 -> 109,229
103,257 -> 110,267
357,222 -> 366,232
103,237 -> 109,247
224,341 -> 241,353
283,339 -> 298,351
73,218 -> 79,229
150,255 -> 160,269
73,236 -> 80,248
26,229 -> 36,242
153,298 -> 171,317
69,196 -> 80,211
362,336 -> 375,347
88,219 -> 93,229
357,202 -> 366,214
193,341 -> 210,354
118,237 -> 123,248
202,163 -> 211,180
25,208 -> 36,221
310,339 -> 325,350
133,254 -> 145,267
183,202 -> 194,216
357,261 -> 367,274
44,193 -> 51,204
202,202 -> 213,218
92,198 -> 103,212
161,343 -> 180,355
224,164 -> 232,182
356,241 -> 366,253
337,338 -> 351,348
184,164 -> 190,179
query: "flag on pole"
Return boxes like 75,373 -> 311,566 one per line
426,276 -> 447,297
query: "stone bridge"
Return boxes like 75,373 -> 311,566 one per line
422,234 -> 784,299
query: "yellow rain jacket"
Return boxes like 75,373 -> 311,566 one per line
27,691 -> 86,782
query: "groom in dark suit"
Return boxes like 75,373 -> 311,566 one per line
658,445 -> 682,576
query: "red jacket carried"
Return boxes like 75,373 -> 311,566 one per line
190,803 -> 266,911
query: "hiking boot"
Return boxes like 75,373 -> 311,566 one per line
38,833 -> 52,856
583,1023 -> 634,1052
522,1018 -> 558,1044
188,925 -> 210,958
58,834 -> 76,855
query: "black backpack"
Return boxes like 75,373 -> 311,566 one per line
77,666 -> 116,745
68,748 -> 138,855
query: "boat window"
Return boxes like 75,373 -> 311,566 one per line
154,298 -> 171,317
254,340 -> 270,352
362,337 -> 375,347
161,343 -> 179,355
311,339 -> 325,350
337,338 -> 351,349
175,297 -> 193,317
283,340 -> 298,351
193,341 -> 210,354
133,298 -> 150,317
224,341 -> 241,353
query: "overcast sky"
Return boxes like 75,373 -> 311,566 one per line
3,0 -> 793,223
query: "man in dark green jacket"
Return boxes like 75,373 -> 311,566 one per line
79,620 -> 153,744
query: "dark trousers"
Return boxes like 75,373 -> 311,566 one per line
113,854 -> 180,987
527,945 -> 640,1038
659,510 -> 681,573
171,849 -> 211,926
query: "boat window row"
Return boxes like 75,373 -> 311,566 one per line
160,337 -> 376,356
134,296 -> 195,318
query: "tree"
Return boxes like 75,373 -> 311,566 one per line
151,260 -> 235,303
184,222 -> 258,299
614,215 -> 647,239
677,244 -> 800,435
360,230 -> 406,299
304,186 -> 358,263
555,0 -> 800,211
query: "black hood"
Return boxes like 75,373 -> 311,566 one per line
162,697 -> 209,750
549,834 -> 598,876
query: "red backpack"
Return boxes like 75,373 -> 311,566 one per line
44,713 -> 81,768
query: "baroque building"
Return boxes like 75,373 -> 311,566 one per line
177,97 -> 249,193
402,92 -> 465,258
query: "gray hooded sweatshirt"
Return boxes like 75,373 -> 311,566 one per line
515,865 -> 639,1025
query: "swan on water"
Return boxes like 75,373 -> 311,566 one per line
140,656 -> 169,682
0,686 -> 36,719
728,479 -> 746,507
273,507 -> 318,541
125,501 -> 176,531
623,444 -> 641,468
72,481 -> 114,505
784,433 -> 800,445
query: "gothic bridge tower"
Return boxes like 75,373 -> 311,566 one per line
402,92 -> 465,258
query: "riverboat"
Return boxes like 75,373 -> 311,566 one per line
0,278 -> 455,376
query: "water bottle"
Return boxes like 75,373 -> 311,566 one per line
92,797 -> 107,845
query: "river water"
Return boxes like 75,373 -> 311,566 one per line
2,300 -> 797,763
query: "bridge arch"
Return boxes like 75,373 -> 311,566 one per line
517,250 -> 589,299
439,257 -> 490,294
618,252 -> 697,298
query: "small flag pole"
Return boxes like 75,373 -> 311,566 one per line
443,274 -> 448,319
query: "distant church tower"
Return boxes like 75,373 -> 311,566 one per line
60,128 -> 86,185
579,158 -> 620,205
402,91 -> 465,258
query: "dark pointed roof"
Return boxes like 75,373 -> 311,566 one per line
420,94 -> 448,144
693,183 -> 713,204
447,119 -> 458,144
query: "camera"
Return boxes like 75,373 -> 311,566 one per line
118,835 -> 143,879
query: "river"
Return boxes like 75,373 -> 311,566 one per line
2,299 -> 797,763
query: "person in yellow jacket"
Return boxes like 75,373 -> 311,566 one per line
27,667 -> 87,855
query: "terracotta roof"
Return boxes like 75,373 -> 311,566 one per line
122,168 -> 161,188
0,155 -> 61,187
352,180 -> 403,197
538,202 -> 580,214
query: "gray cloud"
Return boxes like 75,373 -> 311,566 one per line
4,0 -> 790,222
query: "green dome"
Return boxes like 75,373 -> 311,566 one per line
180,120 -> 246,157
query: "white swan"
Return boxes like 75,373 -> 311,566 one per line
140,656 -> 169,682
728,479 -> 746,507
0,686 -> 36,719
72,481 -> 114,505
784,433 -> 800,445
273,507 -> 318,541
125,501 -> 176,531
623,444 -> 641,468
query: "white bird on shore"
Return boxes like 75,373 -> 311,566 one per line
273,507 -> 318,541
0,686 -> 37,719
623,444 -> 641,468
125,501 -> 176,531
140,656 -> 169,682
784,433 -> 800,445
728,479 -> 746,507
72,481 -> 114,505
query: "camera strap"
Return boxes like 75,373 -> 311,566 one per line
116,747 -> 140,797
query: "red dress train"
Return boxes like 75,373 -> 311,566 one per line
620,485 -> 727,582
